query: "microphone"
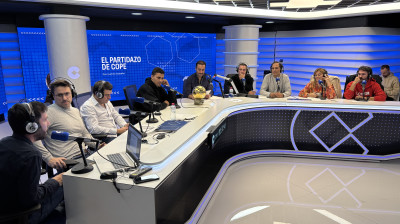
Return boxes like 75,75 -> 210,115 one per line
118,108 -> 149,117
119,108 -> 131,115
51,131 -> 99,143
133,97 -> 160,106
361,80 -> 366,92
241,78 -> 246,91
318,80 -> 326,100
276,77 -> 280,92
213,74 -> 231,82
162,85 -> 183,96
213,74 -> 239,94
318,79 -> 325,88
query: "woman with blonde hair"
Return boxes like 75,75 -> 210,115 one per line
299,68 -> 336,99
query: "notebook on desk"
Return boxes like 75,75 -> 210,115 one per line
155,120 -> 188,132
94,124 -> 142,173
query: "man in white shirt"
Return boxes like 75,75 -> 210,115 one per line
80,80 -> 128,143
260,61 -> 292,98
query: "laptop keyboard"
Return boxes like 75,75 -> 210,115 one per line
107,153 -> 129,169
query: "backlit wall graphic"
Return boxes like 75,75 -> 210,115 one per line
217,32 -> 400,96
17,28 -> 216,101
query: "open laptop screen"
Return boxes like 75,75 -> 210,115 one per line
126,124 -> 142,165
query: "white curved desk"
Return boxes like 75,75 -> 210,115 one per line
64,96 -> 400,224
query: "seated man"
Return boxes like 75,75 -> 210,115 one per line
183,60 -> 213,99
344,66 -> 386,101
260,61 -> 291,98
380,65 -> 399,101
135,67 -> 176,112
34,79 -> 99,170
224,62 -> 256,95
80,80 -> 129,143
0,102 -> 63,224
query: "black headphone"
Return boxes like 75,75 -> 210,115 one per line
236,62 -> 249,75
95,81 -> 106,99
357,66 -> 372,79
23,103 -> 39,134
270,61 -> 284,73
48,77 -> 77,99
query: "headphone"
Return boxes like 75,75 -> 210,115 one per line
270,61 -> 284,73
95,81 -> 106,99
236,62 -> 249,75
23,103 -> 39,134
48,77 -> 77,99
357,66 -> 372,79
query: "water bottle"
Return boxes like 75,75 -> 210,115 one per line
170,103 -> 176,120
229,87 -> 234,98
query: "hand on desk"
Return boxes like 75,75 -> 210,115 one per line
270,92 -> 284,98
49,157 -> 67,169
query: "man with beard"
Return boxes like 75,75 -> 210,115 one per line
135,67 -> 176,112
34,79 -> 100,170
380,65 -> 399,101
344,66 -> 386,101
0,102 -> 64,223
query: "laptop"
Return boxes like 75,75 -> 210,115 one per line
94,124 -> 142,173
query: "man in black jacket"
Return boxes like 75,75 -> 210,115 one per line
0,102 -> 64,224
224,62 -> 256,95
135,67 -> 176,112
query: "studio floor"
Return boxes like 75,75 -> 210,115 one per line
195,157 -> 400,224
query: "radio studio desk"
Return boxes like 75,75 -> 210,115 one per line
64,96 -> 400,224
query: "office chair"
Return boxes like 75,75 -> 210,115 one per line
343,74 -> 384,98
0,204 -> 41,224
123,85 -> 138,111
309,75 -> 342,98
72,92 -> 92,109
123,85 -> 143,124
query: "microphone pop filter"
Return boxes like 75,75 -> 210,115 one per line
51,131 -> 69,141
119,108 -> 130,115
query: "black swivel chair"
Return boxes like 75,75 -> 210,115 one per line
123,85 -> 144,124
343,74 -> 385,99
123,84 -> 138,111
0,204 -> 41,224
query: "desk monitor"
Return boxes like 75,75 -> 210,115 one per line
126,123 -> 143,166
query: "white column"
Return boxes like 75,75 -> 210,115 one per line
223,25 -> 262,90
39,14 -> 91,94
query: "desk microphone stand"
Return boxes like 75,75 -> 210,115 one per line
320,86 -> 326,100
71,138 -> 94,174
213,79 -> 224,98
146,104 -> 158,123
130,113 -> 148,137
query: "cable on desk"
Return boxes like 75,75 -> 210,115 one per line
95,150 -> 136,170
112,176 -> 134,193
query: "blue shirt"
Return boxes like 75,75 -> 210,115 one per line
183,73 -> 213,98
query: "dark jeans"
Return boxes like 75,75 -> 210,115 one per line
29,186 -> 64,224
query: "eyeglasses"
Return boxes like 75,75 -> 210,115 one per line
357,72 -> 368,76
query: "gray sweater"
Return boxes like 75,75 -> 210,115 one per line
34,104 -> 95,164
260,73 -> 292,97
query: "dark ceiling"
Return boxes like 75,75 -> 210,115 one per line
0,1 -> 400,33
